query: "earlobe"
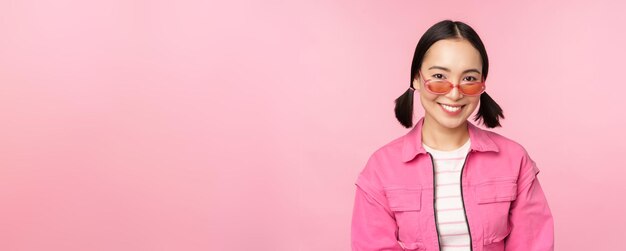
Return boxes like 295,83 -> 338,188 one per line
412,78 -> 420,92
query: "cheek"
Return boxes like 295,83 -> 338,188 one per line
419,91 -> 438,103
470,97 -> 481,106
466,98 -> 481,110
419,96 -> 438,111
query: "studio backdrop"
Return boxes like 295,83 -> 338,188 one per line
0,0 -> 624,250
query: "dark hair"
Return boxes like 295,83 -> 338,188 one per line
394,19 -> 504,128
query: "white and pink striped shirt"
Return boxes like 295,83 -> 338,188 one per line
423,138 -> 471,251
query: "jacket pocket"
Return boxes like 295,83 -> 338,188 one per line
474,178 -> 517,246
385,186 -> 422,211
384,186 -> 424,250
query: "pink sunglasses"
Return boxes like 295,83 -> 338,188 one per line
416,70 -> 486,96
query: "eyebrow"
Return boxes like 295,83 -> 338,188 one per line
428,66 -> 481,74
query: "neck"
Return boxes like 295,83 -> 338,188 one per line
421,116 -> 469,151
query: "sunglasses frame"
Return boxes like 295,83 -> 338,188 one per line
417,70 -> 486,96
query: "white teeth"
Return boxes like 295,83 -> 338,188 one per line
440,104 -> 462,112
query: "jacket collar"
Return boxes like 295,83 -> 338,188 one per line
401,116 -> 499,162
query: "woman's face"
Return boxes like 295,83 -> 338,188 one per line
413,38 -> 483,130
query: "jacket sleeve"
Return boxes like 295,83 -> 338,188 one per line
351,155 -> 404,251
505,152 -> 554,250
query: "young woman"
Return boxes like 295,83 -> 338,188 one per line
350,20 -> 554,251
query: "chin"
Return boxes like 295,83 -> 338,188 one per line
439,118 -> 467,128
429,112 -> 470,129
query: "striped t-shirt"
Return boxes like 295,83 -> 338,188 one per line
423,138 -> 471,251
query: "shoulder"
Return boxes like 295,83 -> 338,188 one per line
357,133 -> 406,177
481,129 -> 542,185
368,133 -> 406,164
480,127 -> 540,173
474,126 -> 541,185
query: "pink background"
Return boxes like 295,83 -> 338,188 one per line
1,0 -> 624,250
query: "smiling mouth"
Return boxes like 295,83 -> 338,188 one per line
438,103 -> 466,113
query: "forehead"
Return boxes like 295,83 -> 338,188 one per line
422,39 -> 482,72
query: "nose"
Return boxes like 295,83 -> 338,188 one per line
446,82 -> 463,100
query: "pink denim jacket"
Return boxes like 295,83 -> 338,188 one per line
351,117 -> 554,251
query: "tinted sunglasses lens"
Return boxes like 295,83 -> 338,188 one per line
459,83 -> 484,95
427,81 -> 452,94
